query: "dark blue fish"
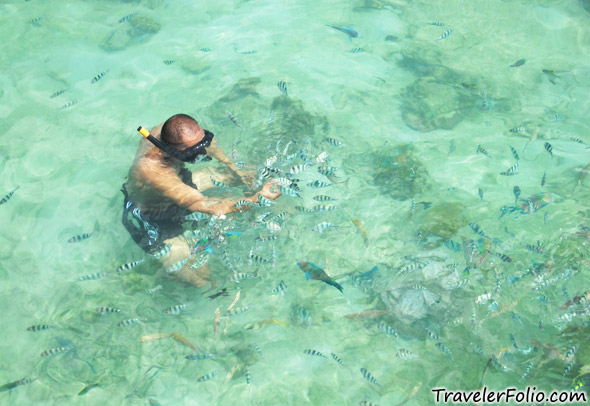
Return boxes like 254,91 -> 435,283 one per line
326,25 -> 358,41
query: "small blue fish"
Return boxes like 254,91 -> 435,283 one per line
326,25 -> 358,41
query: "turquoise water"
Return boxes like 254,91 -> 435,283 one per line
1,0 -> 590,404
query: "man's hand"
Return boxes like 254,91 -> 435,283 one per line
208,200 -> 238,217
260,181 -> 281,200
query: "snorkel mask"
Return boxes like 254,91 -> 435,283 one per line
137,126 -> 213,163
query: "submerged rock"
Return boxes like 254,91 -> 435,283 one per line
417,202 -> 465,249
358,143 -> 431,200
101,15 -> 161,51
401,79 -> 472,132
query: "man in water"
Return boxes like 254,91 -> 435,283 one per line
122,113 -> 280,286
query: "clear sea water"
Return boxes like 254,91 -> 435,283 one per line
1,0 -> 590,404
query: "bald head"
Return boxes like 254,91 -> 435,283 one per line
161,114 -> 204,147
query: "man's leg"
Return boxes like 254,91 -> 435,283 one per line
158,235 -> 211,288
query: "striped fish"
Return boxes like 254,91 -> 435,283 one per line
307,180 -> 332,188
163,60 -> 175,65
40,347 -> 69,357
315,151 -> 328,163
210,177 -> 229,188
500,162 -> 518,176
235,199 -> 252,208
304,349 -> 327,358
26,325 -> 55,332
360,368 -> 380,386
118,318 -> 141,327
91,69 -> 109,84
279,186 -> 301,197
468,222 -> 490,239
144,285 -> 162,295
425,328 -> 441,340
150,244 -> 171,259
29,16 -> 43,25
312,222 -> 338,233
50,89 -> 66,98
197,369 -> 220,382
258,194 -> 273,207
509,126 -> 526,133
96,307 -> 121,314
0,377 -> 37,393
77,272 -> 107,281
269,280 -> 287,294
494,253 -> 512,262
165,257 -> 190,273
225,306 -> 251,317
513,186 -> 521,205
330,352 -> 344,365
185,353 -> 215,361
59,100 -> 77,109
509,145 -> 520,161
255,235 -> 278,242
435,342 -> 453,359
544,142 -> 553,158
313,195 -> 336,202
348,48 -> 365,53
249,251 -> 269,265
565,345 -> 578,361
164,304 -> 186,315
288,164 -> 308,176
118,11 -> 138,23
67,233 -> 92,243
228,272 -> 255,283
476,145 -> 491,158
378,321 -> 398,337
115,259 -> 144,274
324,137 -> 345,147
396,349 -> 418,360
312,205 -> 338,212
437,28 -> 453,40
226,111 -> 244,131
541,171 -> 546,187
277,81 -> 288,96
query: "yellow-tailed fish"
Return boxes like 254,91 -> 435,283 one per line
393,382 -> 422,406
224,365 -> 240,383
171,332 -> 199,352
140,333 -> 172,342
78,383 -> 100,396
226,291 -> 241,312
214,308 -> 220,340
351,218 -> 369,246
344,310 -> 389,319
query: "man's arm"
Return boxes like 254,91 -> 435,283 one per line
140,162 -> 265,216
206,140 -> 257,189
